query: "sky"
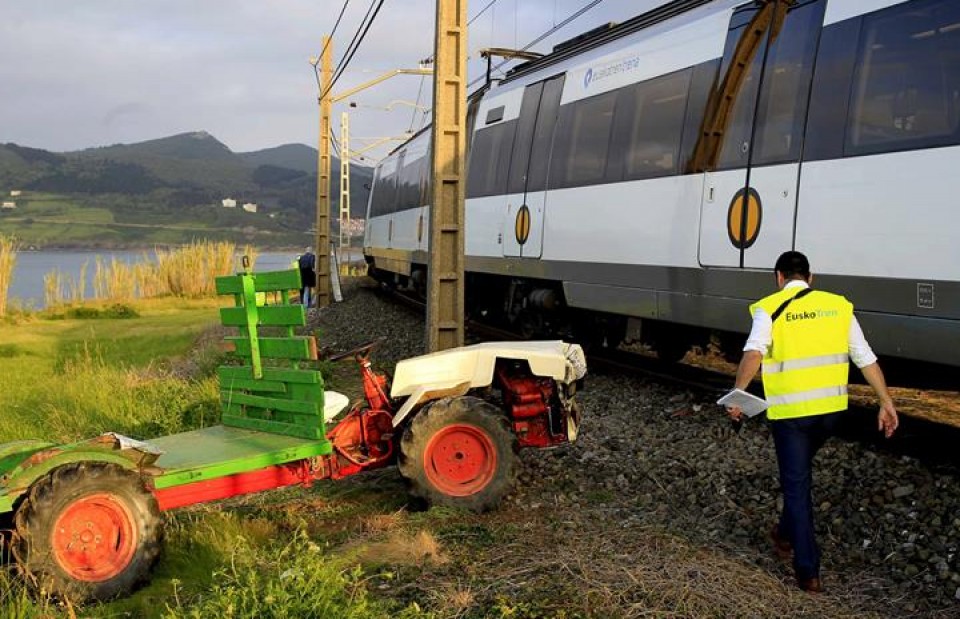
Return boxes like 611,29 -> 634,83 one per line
0,0 -> 664,160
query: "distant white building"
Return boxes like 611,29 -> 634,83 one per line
221,198 -> 237,208
1,201 -> 16,210
9,190 -> 21,197
242,202 -> 258,213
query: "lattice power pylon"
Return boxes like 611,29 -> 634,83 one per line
339,111 -> 351,249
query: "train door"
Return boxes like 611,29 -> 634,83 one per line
697,0 -> 825,268
503,74 -> 565,258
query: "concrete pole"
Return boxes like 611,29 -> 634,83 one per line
314,35 -> 333,307
425,0 -> 467,351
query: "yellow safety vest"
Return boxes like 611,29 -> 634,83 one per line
751,287 -> 853,420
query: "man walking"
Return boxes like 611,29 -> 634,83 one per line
726,251 -> 898,592
298,247 -> 316,307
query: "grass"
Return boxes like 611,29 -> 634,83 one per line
0,296 -> 223,443
0,294 -> 432,618
0,193 -> 313,249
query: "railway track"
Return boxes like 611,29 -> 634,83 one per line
379,285 -> 960,472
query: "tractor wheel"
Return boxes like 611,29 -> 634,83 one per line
12,462 -> 163,603
399,396 -> 517,512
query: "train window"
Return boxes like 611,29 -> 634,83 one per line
371,162 -> 399,217
466,120 -> 517,198
551,90 -> 618,188
367,167 -> 383,217
486,106 -> 505,124
680,59 -> 720,173
397,154 -> 424,211
508,83 -> 546,195
803,18 -> 861,162
612,69 -> 691,180
526,75 -> 565,193
847,0 -> 960,156
420,146 -> 432,207
752,0 -> 826,166
714,4 -> 769,171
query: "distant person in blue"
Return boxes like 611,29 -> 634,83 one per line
298,247 -> 316,306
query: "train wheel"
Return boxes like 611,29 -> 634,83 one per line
13,462 -> 163,603
647,323 -> 692,363
399,396 -> 517,512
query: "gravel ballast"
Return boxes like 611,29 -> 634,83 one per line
310,279 -> 959,617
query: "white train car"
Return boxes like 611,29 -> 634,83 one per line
365,0 -> 960,378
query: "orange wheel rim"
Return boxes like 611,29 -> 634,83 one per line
51,492 -> 137,582
423,424 -> 498,497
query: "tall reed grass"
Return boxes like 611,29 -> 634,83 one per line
0,234 -> 17,317
40,241 -> 258,306
155,241 -> 256,297
93,256 -> 136,301
42,262 -> 88,308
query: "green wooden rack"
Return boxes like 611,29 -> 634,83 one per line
214,265 -> 329,442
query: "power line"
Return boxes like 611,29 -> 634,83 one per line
408,75 -> 426,132
467,0 -> 606,89
321,0 -> 386,101
404,0 -> 502,125
313,0 -> 352,90
330,0 -> 379,84
420,0 -> 501,66
469,0 -> 501,27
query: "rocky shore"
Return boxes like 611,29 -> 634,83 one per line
311,279 -> 959,617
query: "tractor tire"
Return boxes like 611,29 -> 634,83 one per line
12,462 -> 163,603
398,396 -> 517,513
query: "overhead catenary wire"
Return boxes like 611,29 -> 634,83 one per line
466,0 -> 606,89
328,0 -> 380,86
321,0 -> 386,101
408,75 -> 427,132
407,0 -> 502,126
312,0 -> 352,90
420,0 -> 502,67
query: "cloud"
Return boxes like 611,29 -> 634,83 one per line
0,0 -> 663,155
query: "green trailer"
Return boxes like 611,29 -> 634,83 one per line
0,263 -> 586,603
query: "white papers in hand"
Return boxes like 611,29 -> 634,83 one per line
716,389 -> 768,418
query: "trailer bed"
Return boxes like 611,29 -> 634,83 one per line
149,425 -> 331,489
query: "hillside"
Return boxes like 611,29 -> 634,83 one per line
239,143 -> 317,173
0,133 -> 374,248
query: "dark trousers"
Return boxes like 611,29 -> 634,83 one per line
770,411 -> 843,580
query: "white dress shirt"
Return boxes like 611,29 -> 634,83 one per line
742,280 -> 878,369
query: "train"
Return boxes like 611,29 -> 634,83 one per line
363,0 -> 960,384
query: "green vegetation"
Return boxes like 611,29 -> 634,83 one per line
0,192 -> 315,249
0,297 -> 431,618
0,133 -> 374,249
0,298 -> 222,442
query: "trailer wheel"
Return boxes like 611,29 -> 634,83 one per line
399,396 -> 517,512
13,462 -> 163,603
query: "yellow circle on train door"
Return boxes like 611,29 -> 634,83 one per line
515,205 -> 531,245
727,188 -> 762,249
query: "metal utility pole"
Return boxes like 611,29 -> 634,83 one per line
425,0 -> 467,352
314,35 -> 333,308
339,111 -> 352,250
